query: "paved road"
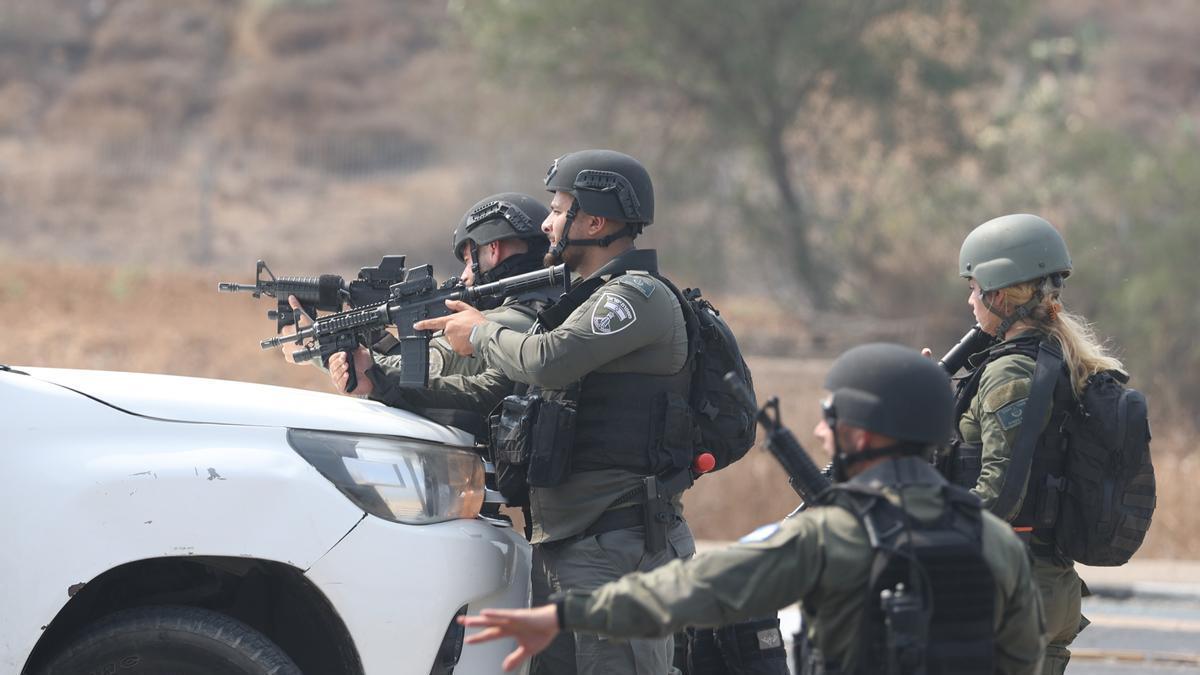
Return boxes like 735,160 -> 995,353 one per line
1069,593 -> 1200,674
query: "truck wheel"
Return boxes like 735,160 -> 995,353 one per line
41,605 -> 301,675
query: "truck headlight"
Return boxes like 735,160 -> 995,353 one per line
287,429 -> 484,525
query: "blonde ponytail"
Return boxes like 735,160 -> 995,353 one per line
995,281 -> 1125,396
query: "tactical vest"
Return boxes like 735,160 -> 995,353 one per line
802,481 -> 996,675
532,264 -> 694,478
944,334 -> 1075,552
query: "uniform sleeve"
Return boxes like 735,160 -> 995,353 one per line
372,352 -> 403,371
366,362 -> 512,414
971,355 -> 1046,520
561,513 -> 825,639
469,278 -> 678,389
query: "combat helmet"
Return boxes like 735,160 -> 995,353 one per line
959,214 -> 1071,292
452,192 -> 550,287
959,213 -> 1071,338
543,150 -> 653,259
823,343 -> 954,480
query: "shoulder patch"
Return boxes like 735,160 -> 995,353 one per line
591,292 -> 638,335
618,274 -> 656,299
739,522 -> 782,543
982,378 -> 1032,413
993,397 -> 1028,431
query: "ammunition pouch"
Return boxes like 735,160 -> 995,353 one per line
488,392 -> 578,489
488,394 -> 537,505
943,440 -> 982,491
490,394 -> 539,466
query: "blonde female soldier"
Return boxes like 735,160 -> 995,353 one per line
939,213 -> 1126,675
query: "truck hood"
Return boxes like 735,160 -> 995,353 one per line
19,367 -> 474,446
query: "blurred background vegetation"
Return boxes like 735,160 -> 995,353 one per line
1,0 -> 1196,549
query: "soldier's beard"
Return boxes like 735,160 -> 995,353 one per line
544,244 -> 582,270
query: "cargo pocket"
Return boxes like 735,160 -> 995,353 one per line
951,442 -> 983,490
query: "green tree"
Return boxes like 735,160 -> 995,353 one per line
453,0 -> 1027,307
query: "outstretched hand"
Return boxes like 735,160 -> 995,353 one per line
459,605 -> 560,672
414,299 -> 488,356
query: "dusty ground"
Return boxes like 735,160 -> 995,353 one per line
2,260 -> 1193,558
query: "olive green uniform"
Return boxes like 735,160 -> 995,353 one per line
558,457 -> 1044,674
368,249 -> 696,674
959,333 -> 1085,675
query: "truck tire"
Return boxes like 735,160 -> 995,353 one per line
41,605 -> 302,675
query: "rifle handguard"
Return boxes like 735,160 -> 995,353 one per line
938,324 -> 995,375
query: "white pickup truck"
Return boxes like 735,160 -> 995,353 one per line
0,365 -> 530,675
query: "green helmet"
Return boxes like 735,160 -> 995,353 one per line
452,192 -> 550,262
959,214 -> 1072,292
544,149 -> 654,225
824,343 -> 954,446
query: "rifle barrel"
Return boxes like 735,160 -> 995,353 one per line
462,264 -> 568,302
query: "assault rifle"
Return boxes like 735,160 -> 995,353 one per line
260,263 -> 570,393
937,324 -> 995,376
218,256 -> 408,333
724,373 -> 832,506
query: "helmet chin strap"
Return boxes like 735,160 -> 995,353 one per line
547,196 -> 637,262
982,284 -> 1044,340
468,240 -> 483,287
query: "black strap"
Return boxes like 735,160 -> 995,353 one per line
371,332 -> 400,355
536,276 -> 605,330
989,341 -> 1063,520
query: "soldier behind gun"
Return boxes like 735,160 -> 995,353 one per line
282,193 -> 554,394
459,344 -> 1046,674
336,150 -> 699,674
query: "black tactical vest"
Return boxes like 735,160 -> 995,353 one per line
810,473 -> 996,675
533,252 -> 694,478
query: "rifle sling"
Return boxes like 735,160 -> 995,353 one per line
989,341 -> 1062,521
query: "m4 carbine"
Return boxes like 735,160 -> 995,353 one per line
261,263 -> 570,393
724,373 -> 832,507
218,256 -> 408,333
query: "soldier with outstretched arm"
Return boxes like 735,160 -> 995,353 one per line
458,344 -> 1046,674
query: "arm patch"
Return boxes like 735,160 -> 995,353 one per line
617,274 -> 656,299
993,397 -> 1028,431
590,292 -> 638,334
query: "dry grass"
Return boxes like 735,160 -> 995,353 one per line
2,260 -> 1194,559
